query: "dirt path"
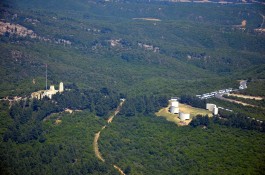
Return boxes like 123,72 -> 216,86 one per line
228,94 -> 263,100
107,115 -> 115,124
216,94 -> 258,108
93,99 -> 126,175
94,130 -> 105,162
113,165 -> 126,175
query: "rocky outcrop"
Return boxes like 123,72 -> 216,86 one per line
138,42 -> 160,53
0,21 -> 72,45
0,21 -> 37,38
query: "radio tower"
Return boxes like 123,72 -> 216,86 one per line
46,64 -> 48,90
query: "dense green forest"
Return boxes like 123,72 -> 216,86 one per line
0,0 -> 265,174
0,0 -> 264,97
0,88 -> 122,174
99,114 -> 265,175
2,97 -> 265,174
0,104 -> 119,174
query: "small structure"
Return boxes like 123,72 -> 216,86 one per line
50,85 -> 55,91
59,82 -> 64,93
170,99 -> 179,114
179,112 -> 190,121
206,103 -> 218,115
239,81 -> 247,90
213,106 -> 218,115
31,91 -> 42,99
171,97 -> 179,101
31,82 -> 64,100
206,103 -> 216,111
170,106 -> 179,114
171,101 -> 179,107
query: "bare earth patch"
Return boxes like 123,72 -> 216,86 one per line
113,165 -> 126,175
94,130 -> 105,162
155,103 -> 212,126
54,119 -> 62,125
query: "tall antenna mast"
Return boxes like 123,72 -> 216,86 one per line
46,64 -> 47,90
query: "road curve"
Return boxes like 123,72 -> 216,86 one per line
94,130 -> 105,162
93,100 -> 126,175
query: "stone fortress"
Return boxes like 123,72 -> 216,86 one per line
31,82 -> 64,99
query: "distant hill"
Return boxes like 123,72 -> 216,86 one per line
0,0 -> 264,97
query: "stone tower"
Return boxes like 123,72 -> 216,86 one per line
59,82 -> 64,93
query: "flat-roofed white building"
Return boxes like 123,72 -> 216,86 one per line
206,103 -> 218,115
169,99 -> 179,114
179,112 -> 190,121
170,106 -> 179,114
206,103 -> 216,112
171,101 -> 179,107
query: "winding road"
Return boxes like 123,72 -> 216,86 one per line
93,99 -> 126,175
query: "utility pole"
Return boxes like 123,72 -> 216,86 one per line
46,64 -> 47,90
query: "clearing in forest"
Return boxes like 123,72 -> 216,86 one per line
155,103 -> 212,126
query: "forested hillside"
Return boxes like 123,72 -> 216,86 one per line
0,0 -> 264,174
99,115 -> 265,175
0,0 -> 264,97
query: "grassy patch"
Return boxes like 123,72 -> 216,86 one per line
155,103 -> 212,125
